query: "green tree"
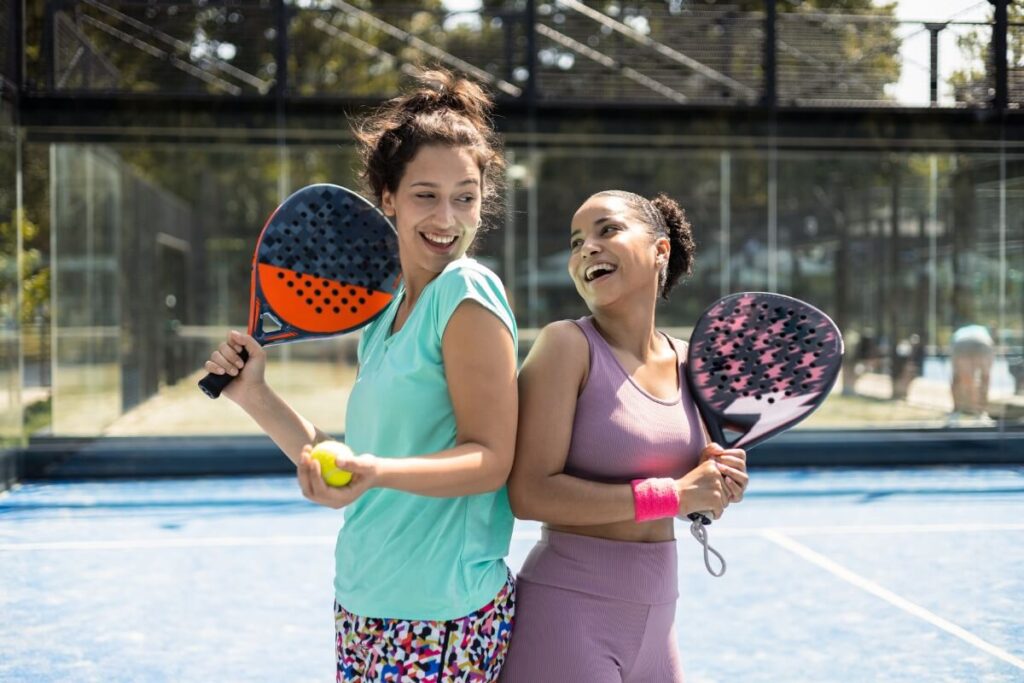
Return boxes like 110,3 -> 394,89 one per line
949,3 -> 1023,105
0,210 -> 50,326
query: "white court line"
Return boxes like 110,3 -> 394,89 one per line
0,536 -> 336,551
0,532 -> 543,552
762,529 -> 1024,672
512,523 -> 1024,541
3,523 -> 1024,551
716,522 -> 1024,537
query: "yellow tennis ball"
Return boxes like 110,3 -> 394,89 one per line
310,441 -> 354,487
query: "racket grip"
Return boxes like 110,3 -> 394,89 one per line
198,348 -> 250,399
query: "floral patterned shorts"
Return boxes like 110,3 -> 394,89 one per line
335,574 -> 515,682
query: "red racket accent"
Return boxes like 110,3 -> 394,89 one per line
256,264 -> 394,334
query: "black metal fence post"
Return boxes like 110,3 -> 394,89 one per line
526,0 -> 537,106
925,23 -> 946,107
764,0 -> 777,107
274,0 -> 289,99
14,0 -> 22,92
5,0 -> 25,95
43,1 -> 56,91
992,0 -> 1008,111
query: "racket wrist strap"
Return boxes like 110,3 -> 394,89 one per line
630,478 -> 680,522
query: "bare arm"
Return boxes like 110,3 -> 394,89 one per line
212,301 -> 516,505
508,321 -> 640,525
373,300 -> 518,497
205,330 -> 333,465
508,322 -> 732,525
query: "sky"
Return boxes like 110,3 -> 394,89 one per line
881,0 -> 993,105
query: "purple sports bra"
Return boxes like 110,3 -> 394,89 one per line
563,316 -> 706,482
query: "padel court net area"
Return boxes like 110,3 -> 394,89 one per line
1,468 -> 1021,683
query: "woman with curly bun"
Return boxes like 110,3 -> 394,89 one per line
500,191 -> 749,682
204,70 -> 517,681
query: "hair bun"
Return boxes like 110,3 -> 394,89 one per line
403,69 -> 492,128
650,193 -> 695,299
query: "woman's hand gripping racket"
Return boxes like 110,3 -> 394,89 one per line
683,292 -> 844,576
199,184 -> 400,398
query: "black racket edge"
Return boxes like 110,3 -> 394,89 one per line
198,186 -> 296,401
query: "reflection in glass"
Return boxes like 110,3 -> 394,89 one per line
25,137 -> 1023,436
0,102 -> 20,445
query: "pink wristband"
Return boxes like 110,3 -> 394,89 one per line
630,478 -> 680,522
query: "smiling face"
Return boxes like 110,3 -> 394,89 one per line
568,195 -> 670,309
380,144 -> 483,284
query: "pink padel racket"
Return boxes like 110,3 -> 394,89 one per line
684,292 -> 844,575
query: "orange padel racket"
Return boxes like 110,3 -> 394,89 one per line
199,184 -> 399,398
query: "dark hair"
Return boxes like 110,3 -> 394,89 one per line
591,190 -> 695,299
353,68 -> 505,225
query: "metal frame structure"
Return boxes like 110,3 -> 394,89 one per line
6,0 -> 1018,110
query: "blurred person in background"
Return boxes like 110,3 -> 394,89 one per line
949,323 -> 995,423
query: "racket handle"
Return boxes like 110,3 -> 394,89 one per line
198,348 -> 250,399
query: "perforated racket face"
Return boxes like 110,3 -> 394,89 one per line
249,184 -> 399,345
686,292 -> 844,450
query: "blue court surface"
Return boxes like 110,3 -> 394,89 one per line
1,468 -> 1022,683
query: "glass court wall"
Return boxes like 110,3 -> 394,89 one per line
0,101 -> 21,452
18,136 -> 1022,436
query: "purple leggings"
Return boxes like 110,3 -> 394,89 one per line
500,529 -> 684,682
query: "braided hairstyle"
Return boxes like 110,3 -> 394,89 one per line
353,68 -> 505,225
592,190 -> 696,300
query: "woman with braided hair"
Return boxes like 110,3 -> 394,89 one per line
500,191 -> 750,682
204,70 -> 517,681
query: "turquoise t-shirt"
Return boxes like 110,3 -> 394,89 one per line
336,257 -> 517,621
